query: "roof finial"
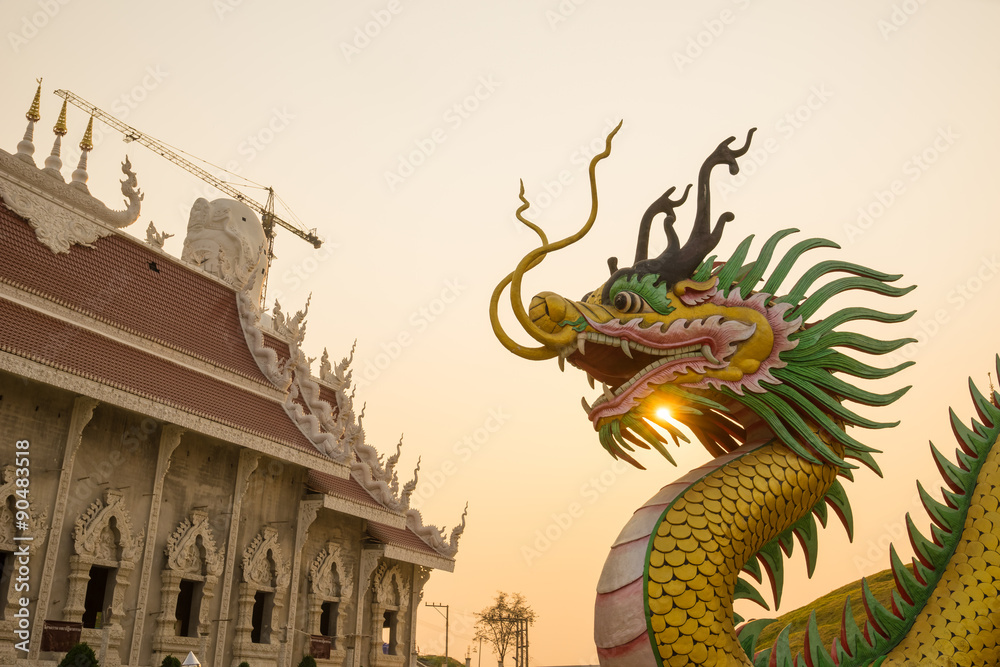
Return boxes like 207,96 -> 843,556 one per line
52,99 -> 68,137
79,114 -> 94,151
26,78 -> 42,122
71,115 -> 95,191
43,99 -> 69,179
15,78 -> 43,164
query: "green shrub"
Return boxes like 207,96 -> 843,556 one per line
238,662 -> 251,667
161,656 -> 181,667
59,642 -> 99,667
298,657 -> 318,667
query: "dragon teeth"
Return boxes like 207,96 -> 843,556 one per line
621,338 -> 633,359
701,344 -> 719,364
558,354 -> 566,372
577,335 -> 587,355
603,383 -> 615,401
581,396 -> 592,412
587,373 -> 595,389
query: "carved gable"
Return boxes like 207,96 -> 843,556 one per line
374,563 -> 408,610
165,509 -> 222,577
309,541 -> 353,599
73,488 -> 142,564
241,526 -> 290,590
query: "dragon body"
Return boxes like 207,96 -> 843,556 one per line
490,125 -> 1000,666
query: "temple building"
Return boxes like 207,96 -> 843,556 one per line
0,83 -> 464,667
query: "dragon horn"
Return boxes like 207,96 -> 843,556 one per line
600,129 -> 755,304
641,129 -> 757,288
633,184 -> 692,263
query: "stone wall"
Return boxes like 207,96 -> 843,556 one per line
0,370 -> 424,667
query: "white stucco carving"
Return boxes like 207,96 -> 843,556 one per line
309,541 -> 354,599
242,526 -> 290,589
181,197 -> 266,296
0,148 -> 143,253
165,508 -> 222,575
72,488 -> 142,562
145,220 -> 173,248
404,504 -> 467,559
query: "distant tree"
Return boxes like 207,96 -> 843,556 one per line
238,662 -> 251,667
473,592 -> 536,667
160,657 -> 181,667
59,643 -> 99,667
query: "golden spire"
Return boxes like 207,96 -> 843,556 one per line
26,78 -> 42,122
79,115 -> 94,152
53,99 -> 68,137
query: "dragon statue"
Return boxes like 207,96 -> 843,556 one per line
490,124 -> 1000,666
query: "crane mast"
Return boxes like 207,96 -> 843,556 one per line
53,88 -> 322,305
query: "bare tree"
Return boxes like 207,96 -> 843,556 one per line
473,592 -> 536,667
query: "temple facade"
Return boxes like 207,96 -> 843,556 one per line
0,84 -> 464,667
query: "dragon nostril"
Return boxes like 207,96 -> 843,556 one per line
544,294 -> 567,322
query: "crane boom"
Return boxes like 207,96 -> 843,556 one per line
53,88 -> 322,250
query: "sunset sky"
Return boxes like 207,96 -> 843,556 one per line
4,1 -> 1000,664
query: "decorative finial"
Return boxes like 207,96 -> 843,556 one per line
52,99 -> 68,137
145,221 -> 174,249
16,78 -> 43,163
79,115 -> 94,151
26,78 -> 42,122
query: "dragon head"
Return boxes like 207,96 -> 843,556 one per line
491,125 -> 915,471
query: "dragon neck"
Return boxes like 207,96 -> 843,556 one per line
645,436 -> 841,666
594,426 -> 847,667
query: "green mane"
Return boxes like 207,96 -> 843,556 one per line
708,228 -> 915,473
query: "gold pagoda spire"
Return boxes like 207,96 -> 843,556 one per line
26,78 -> 42,122
79,115 -> 94,151
16,78 -> 43,163
53,99 -> 68,136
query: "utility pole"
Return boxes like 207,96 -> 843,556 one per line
426,602 -> 449,667
496,616 -> 528,667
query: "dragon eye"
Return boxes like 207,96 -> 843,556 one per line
613,291 -> 645,313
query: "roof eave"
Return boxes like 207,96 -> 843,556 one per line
319,492 -> 407,529
383,543 -> 456,572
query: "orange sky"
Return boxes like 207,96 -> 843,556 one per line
4,1 -> 1000,664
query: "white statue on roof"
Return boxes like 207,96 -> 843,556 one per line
181,197 -> 266,298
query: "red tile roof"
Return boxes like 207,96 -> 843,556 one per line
306,470 -> 385,509
262,332 -> 290,366
318,384 -> 342,422
367,521 -> 445,558
0,291 -> 322,454
0,202 -> 272,386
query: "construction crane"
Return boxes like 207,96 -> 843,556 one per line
53,88 -> 323,306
